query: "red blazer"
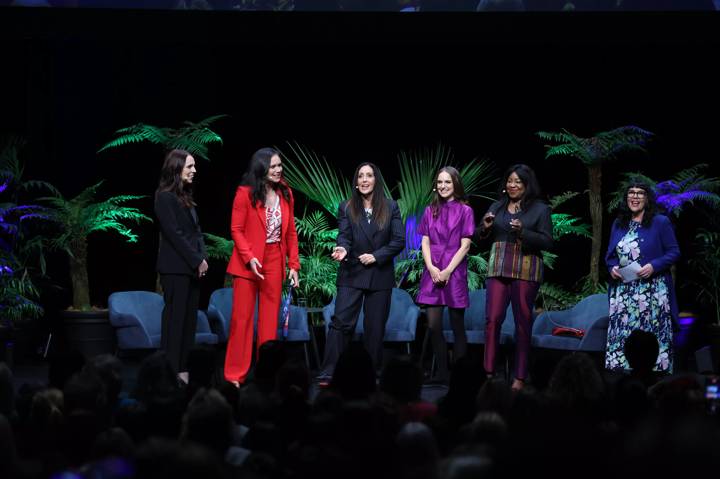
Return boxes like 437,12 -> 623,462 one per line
226,184 -> 301,280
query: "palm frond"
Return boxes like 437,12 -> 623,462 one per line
395,145 -> 451,221
460,157 -> 498,202
279,141 -> 352,216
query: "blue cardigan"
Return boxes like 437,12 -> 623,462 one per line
605,214 -> 681,323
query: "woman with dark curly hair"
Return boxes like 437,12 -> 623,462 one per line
605,179 -> 680,373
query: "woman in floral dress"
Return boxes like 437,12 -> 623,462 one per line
605,180 -> 680,372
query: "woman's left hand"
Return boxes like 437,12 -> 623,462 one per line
358,253 -> 376,265
438,269 -> 451,283
638,263 -> 654,279
289,268 -> 300,288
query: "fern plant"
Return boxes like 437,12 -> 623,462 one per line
687,229 -> 720,325
294,209 -> 339,313
538,126 -> 653,291
607,165 -> 720,217
40,181 -> 151,311
98,115 -> 226,161
0,136 -> 55,323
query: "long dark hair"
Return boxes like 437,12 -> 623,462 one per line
241,147 -> 291,208
156,149 -> 195,208
497,163 -> 543,209
616,179 -> 656,227
431,166 -> 468,218
346,162 -> 390,229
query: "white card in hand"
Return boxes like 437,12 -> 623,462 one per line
618,261 -> 642,283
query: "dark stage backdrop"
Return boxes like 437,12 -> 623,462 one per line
1,8 -> 719,319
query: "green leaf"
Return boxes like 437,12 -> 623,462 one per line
279,141 -> 352,216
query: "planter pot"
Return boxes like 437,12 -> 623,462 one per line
60,309 -> 116,359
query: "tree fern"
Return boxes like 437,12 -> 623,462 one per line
538,126 -> 653,166
40,180 -> 152,310
98,115 -> 226,161
607,165 -> 720,217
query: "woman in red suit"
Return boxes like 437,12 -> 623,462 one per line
224,148 -> 300,386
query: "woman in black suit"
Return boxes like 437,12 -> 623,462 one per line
318,162 -> 406,380
154,149 -> 209,383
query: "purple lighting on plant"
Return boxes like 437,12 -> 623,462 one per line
0,180 -> 8,194
405,215 -> 421,252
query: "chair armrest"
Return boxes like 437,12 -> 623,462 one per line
405,305 -> 420,334
108,311 -> 142,328
578,316 -> 610,352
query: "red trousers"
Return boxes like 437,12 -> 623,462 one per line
224,242 -> 282,383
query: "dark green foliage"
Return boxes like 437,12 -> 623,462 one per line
98,115 -> 226,161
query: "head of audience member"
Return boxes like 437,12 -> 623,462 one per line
624,329 -> 660,377
546,352 -> 607,421
475,377 -> 512,418
274,359 -> 311,402
395,421 -> 440,479
181,388 -> 234,458
438,356 -> 486,425
133,350 -> 181,403
134,437 -> 226,479
84,354 -> 124,407
252,340 -> 289,394
330,342 -> 377,401
379,355 -> 424,404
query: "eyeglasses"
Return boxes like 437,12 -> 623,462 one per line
627,190 -> 647,198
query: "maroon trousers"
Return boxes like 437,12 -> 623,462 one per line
484,277 -> 540,380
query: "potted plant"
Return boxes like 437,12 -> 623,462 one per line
40,180 -> 151,357
537,126 -> 654,292
0,136 -> 51,364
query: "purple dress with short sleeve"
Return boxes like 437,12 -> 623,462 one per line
416,201 -> 475,308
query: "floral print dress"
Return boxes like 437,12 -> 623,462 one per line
605,221 -> 673,372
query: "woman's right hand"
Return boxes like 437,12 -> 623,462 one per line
331,246 -> 347,262
610,266 -> 622,281
429,265 -> 443,284
482,212 -> 495,230
249,258 -> 264,280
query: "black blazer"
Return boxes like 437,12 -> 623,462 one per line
335,198 -> 406,291
474,199 -> 553,255
155,191 -> 207,275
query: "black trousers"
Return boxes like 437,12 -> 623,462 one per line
321,286 -> 392,375
160,274 -> 199,373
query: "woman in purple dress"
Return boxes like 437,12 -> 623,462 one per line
417,167 -> 475,384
